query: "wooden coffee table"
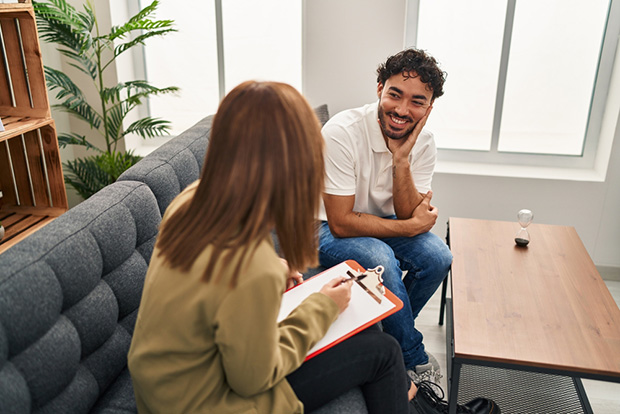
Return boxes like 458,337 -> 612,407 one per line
445,217 -> 620,414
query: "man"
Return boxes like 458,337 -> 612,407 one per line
318,48 -> 453,384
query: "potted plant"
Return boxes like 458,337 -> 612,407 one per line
33,0 -> 179,199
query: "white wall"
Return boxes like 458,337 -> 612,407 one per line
302,0 -> 620,275
302,0 -> 408,115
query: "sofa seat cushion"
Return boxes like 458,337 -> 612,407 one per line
309,387 -> 368,414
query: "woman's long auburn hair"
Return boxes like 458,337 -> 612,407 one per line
155,81 -> 325,286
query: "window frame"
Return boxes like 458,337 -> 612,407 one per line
406,0 -> 620,174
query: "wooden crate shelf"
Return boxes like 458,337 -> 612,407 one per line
0,0 -> 67,254
0,208 -> 61,254
1,115 -> 53,141
0,2 -> 32,13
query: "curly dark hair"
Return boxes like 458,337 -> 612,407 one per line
376,48 -> 446,99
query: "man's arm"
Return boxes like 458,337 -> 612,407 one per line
392,160 -> 424,219
388,106 -> 432,219
323,192 -> 437,239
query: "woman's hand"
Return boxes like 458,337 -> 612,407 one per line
280,258 -> 304,289
319,277 -> 353,314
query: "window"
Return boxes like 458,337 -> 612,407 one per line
120,0 -> 301,152
408,0 -> 619,170
141,0 -> 220,137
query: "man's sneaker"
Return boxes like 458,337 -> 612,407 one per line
409,381 -> 500,414
426,352 -> 440,372
407,352 -> 442,384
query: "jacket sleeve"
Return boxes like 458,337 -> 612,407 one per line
213,270 -> 339,397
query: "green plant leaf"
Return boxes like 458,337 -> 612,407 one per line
34,0 -> 95,58
101,81 -> 178,105
57,133 -> 103,152
44,66 -> 85,100
123,117 -> 172,139
105,102 -> 131,143
108,0 -> 173,41
110,19 -> 175,42
63,151 -> 143,199
112,28 -> 177,61
45,67 -> 102,129
58,49 -> 98,79
127,0 -> 160,25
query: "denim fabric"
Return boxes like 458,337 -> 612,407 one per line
318,219 -> 452,368
287,325 -> 409,414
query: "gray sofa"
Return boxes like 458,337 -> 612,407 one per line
0,110 -> 367,413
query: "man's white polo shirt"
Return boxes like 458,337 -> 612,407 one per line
318,102 -> 436,222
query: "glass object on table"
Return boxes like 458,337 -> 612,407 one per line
515,209 -> 533,247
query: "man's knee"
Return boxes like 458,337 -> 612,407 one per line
418,233 -> 452,273
435,241 -> 453,275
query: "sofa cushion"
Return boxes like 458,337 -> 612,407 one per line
117,116 -> 213,215
311,387 -> 368,414
0,181 -> 160,413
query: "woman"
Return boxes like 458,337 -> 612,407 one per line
127,81 -> 413,414
127,81 -> 497,414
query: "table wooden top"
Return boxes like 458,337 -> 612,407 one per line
449,217 -> 620,379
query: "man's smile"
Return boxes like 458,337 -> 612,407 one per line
389,113 -> 412,126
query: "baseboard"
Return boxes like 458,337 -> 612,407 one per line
598,265 -> 620,282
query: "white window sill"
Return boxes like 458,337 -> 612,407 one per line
435,159 -> 608,182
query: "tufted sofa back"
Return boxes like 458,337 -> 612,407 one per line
117,116 -> 212,216
0,181 -> 161,414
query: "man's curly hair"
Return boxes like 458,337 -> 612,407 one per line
376,48 -> 446,99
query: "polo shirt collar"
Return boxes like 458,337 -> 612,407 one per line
368,101 -> 390,153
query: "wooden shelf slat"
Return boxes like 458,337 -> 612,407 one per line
0,116 -> 53,142
2,205 -> 66,217
0,213 -> 55,254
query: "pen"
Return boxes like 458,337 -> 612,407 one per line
342,270 -> 367,283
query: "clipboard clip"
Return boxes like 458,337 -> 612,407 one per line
346,265 -> 385,304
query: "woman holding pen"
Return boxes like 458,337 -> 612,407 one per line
127,80 -> 498,414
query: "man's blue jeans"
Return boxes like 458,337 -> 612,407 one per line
318,219 -> 452,369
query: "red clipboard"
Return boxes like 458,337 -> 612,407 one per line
277,260 -> 403,361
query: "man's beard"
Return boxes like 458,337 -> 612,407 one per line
378,105 -> 416,140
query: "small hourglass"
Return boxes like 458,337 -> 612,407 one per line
515,209 -> 533,247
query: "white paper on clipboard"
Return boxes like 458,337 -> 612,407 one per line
277,261 -> 402,359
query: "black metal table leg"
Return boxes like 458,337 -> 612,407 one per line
446,297 -> 460,414
439,275 -> 448,325
440,220 -> 451,325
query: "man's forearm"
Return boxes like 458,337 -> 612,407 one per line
327,210 -> 426,239
392,161 -> 424,219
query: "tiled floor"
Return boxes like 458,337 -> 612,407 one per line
417,280 -> 620,413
